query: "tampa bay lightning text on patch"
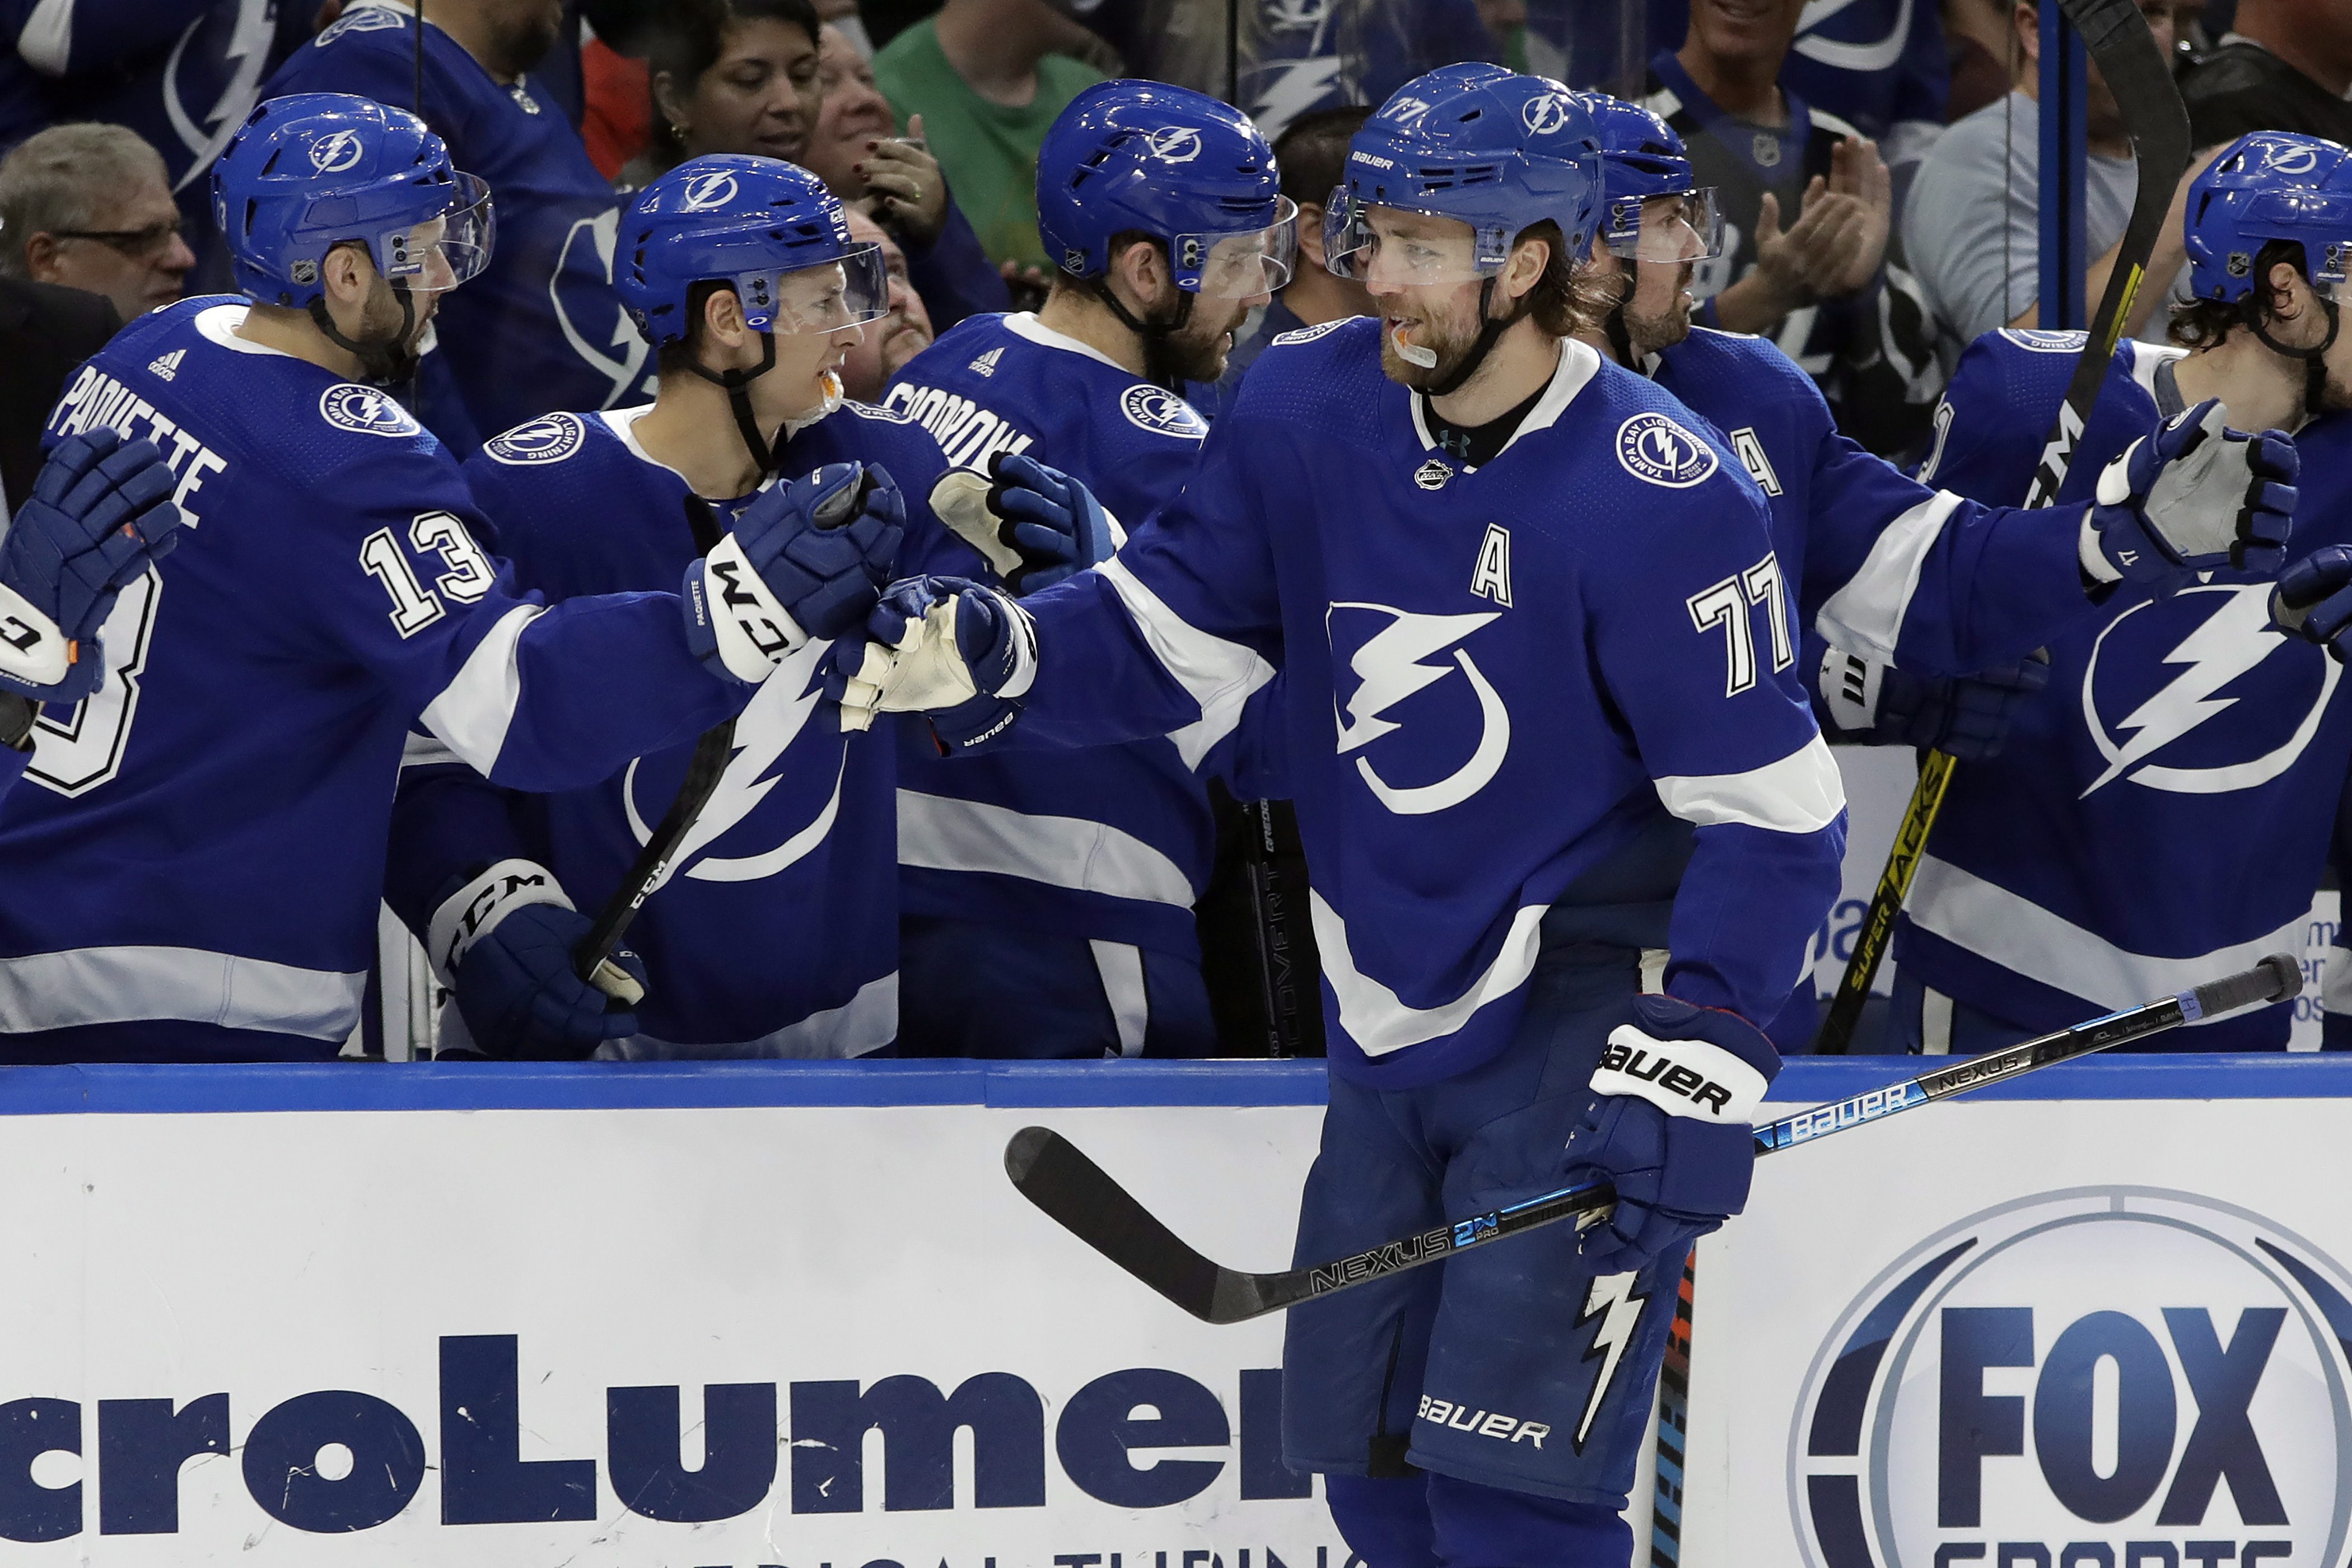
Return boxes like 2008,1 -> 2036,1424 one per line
319,384 -> 421,438
1272,319 -> 1348,347
1999,328 -> 2090,353
1119,384 -> 1209,440
315,4 -> 403,44
485,413 -> 588,465
1614,412 -> 1718,488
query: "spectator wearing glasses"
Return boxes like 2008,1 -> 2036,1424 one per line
0,122 -> 195,323
802,21 -> 1007,330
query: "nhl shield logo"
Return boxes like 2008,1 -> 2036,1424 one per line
1414,457 -> 1453,490
2228,250 -> 2255,278
1614,412 -> 1718,488
308,128 -> 365,174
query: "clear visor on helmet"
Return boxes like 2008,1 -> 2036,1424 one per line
1176,195 -> 1300,299
1322,188 -> 1500,287
380,171 -> 494,293
735,241 -> 889,335
1603,189 -> 1724,263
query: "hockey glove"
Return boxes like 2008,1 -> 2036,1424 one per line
2267,544 -> 2352,659
1818,646 -> 2049,761
0,429 -> 184,704
1562,994 -> 1779,1278
926,451 -> 1119,596
451,904 -> 648,1061
684,460 -> 905,684
824,574 -> 1037,747
2082,400 -> 2298,596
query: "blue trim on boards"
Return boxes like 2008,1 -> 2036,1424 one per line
0,1054 -> 2337,1116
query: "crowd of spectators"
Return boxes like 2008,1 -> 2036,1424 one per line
0,0 -> 2336,1054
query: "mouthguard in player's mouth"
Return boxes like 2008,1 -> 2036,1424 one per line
1388,318 -> 1439,369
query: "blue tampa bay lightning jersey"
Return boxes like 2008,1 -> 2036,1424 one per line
1646,326 -> 2104,679
391,399 -> 974,1057
0,297 -> 741,1061
1895,328 -> 2352,1048
264,2 -> 640,436
997,318 -> 1847,1086
880,312 -> 1220,958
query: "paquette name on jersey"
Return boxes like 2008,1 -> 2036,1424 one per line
484,413 -> 590,466
1614,412 -> 1719,488
881,382 -> 1037,472
46,366 -> 231,525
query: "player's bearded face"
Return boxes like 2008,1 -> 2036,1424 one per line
1624,258 -> 1697,357
1375,277 -> 1491,390
1160,290 -> 1254,385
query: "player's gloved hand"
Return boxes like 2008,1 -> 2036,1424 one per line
824,574 -> 1036,746
452,903 -> 650,1061
0,428 -> 184,703
927,452 -> 1119,596
1872,659 -> 2048,760
2082,400 -> 2298,596
683,461 -> 905,684
1562,994 -> 1779,1278
2267,544 -> 2352,659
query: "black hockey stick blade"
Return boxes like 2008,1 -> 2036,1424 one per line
1008,955 -> 2299,1324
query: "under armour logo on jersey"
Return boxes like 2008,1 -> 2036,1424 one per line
1520,92 -> 1573,136
1146,127 -> 1202,165
308,129 -> 364,174
1328,602 -> 1510,816
679,169 -> 740,212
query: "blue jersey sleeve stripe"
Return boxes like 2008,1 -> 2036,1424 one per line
419,602 -> 543,774
0,946 -> 365,1040
1813,490 -> 1963,664
1096,557 -> 1276,770
1907,854 -> 2310,1015
1653,733 -> 1845,834
1313,893 -> 1550,1057
895,790 -> 1196,908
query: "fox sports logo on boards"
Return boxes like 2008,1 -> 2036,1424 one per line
1789,1188 -> 2352,1568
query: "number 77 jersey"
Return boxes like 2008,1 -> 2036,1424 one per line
0,296 -> 741,1061
1010,318 -> 1847,1084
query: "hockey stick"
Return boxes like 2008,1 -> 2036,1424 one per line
1006,953 -> 2297,1324
1813,0 -> 2193,1053
570,495 -> 738,997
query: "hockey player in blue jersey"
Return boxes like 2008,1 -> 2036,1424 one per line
1880,130 -> 2331,1053
0,428 -> 186,801
385,154 -> 1084,1060
0,94 -> 907,1062
874,80 -> 1295,1059
834,66 -> 1841,1565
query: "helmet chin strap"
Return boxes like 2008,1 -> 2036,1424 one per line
1096,277 -> 1196,392
309,279 -> 422,385
1426,274 -> 1531,399
1599,265 -> 1637,368
2246,287 -> 2342,421
684,333 -> 782,475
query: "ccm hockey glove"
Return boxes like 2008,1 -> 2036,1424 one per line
2082,399 -> 2298,596
825,574 -> 1037,747
683,461 -> 905,684
1562,994 -> 1779,1278
0,428 -> 184,704
430,861 -> 648,1061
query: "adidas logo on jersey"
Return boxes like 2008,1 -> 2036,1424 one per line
967,348 -> 1003,377
147,349 -> 184,382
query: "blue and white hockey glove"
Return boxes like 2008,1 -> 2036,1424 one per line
824,574 -> 1037,746
2082,400 -> 2298,596
1817,646 -> 2049,761
1562,995 -> 1779,1278
683,461 -> 905,684
2267,544 -> 2352,660
0,428 -> 184,704
430,861 -> 648,1061
926,451 -> 1119,596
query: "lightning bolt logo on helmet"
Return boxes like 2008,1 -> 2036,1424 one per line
1521,92 -> 1574,136
679,170 -> 739,212
1145,128 -> 1202,165
307,128 -> 363,173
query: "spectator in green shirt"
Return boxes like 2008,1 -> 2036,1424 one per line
871,0 -> 1108,274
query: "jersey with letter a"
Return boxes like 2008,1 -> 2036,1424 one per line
880,311 -> 1217,958
1894,328 -> 2352,1047
392,400 -> 972,1056
997,318 -> 1846,1086
264,2 -> 642,434
0,297 -> 737,1061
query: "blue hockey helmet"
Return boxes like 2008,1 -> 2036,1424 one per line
615,154 -> 888,345
212,92 -> 493,309
1583,92 -> 1723,264
2185,131 -> 2352,304
1324,64 -> 1603,286
1036,79 -> 1296,299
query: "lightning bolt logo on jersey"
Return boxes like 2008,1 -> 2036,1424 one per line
1328,604 -> 1509,816
1889,333 -> 2352,1046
